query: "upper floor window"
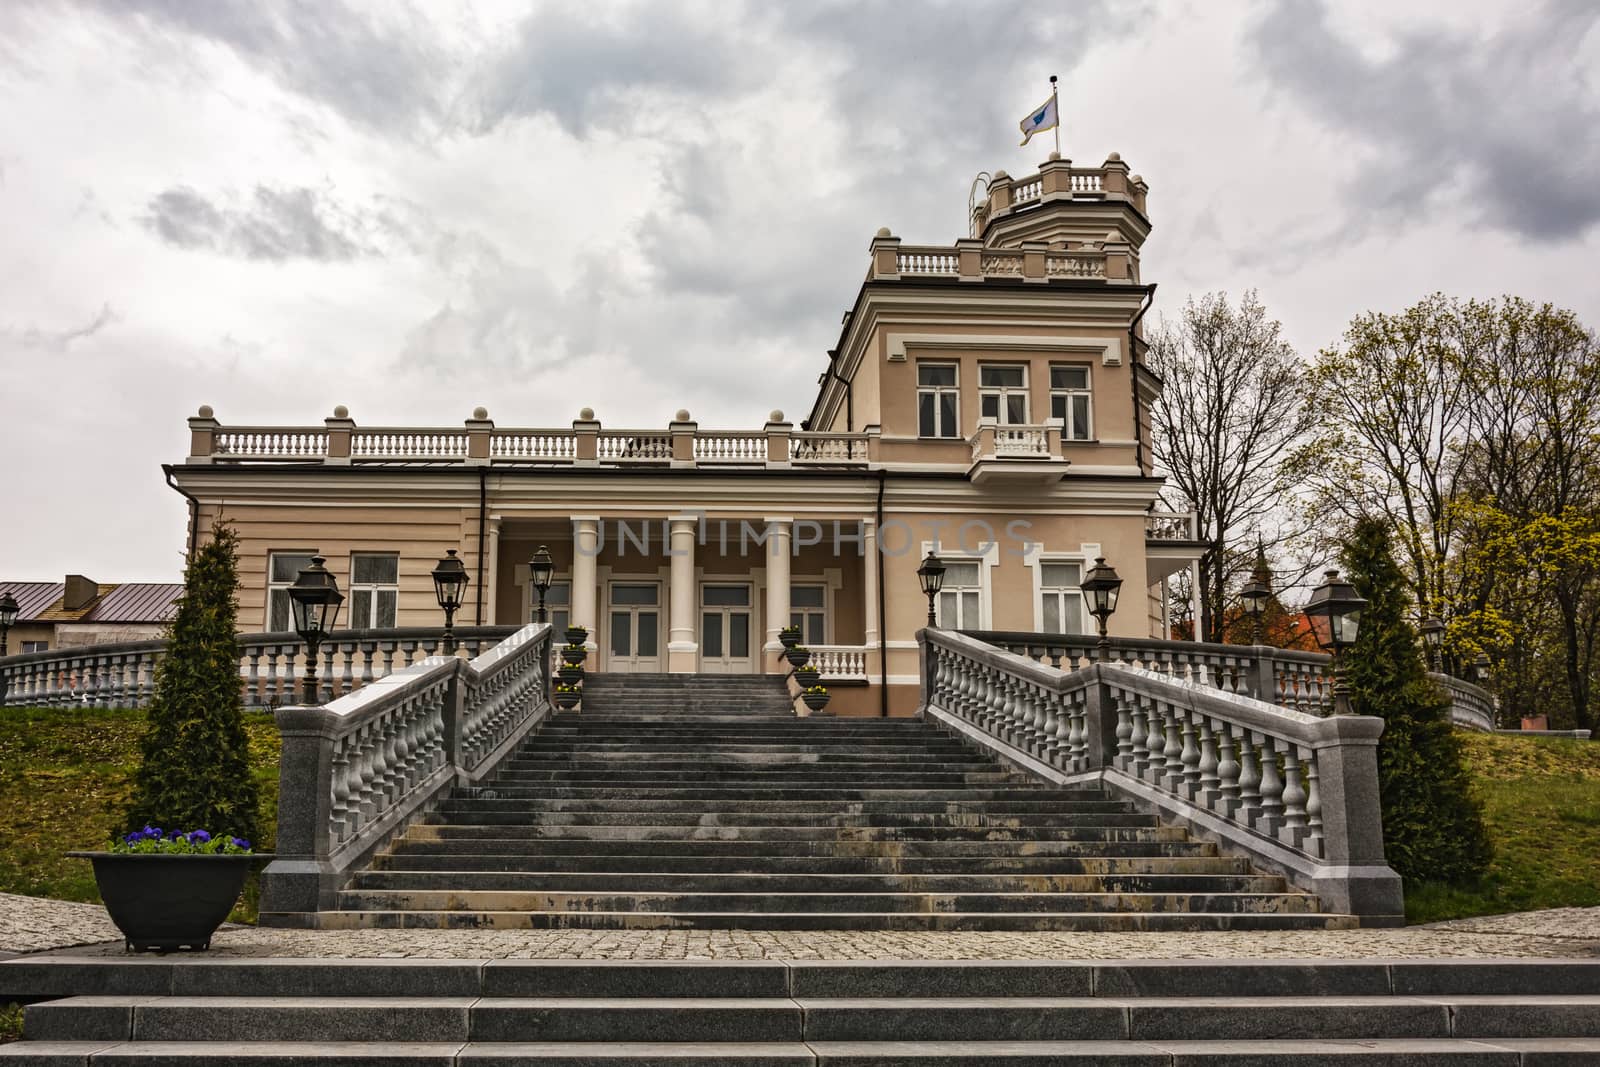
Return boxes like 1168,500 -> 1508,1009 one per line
790,584 -> 827,644
980,365 -> 1028,424
20,640 -> 48,654
1039,561 -> 1087,635
267,551 -> 317,632
917,363 -> 960,438
349,553 -> 399,630
544,580 -> 570,632
1050,365 -> 1093,441
937,560 -> 983,629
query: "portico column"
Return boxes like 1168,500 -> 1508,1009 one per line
863,518 -> 879,646
764,517 -> 793,671
668,514 -> 698,673
571,516 -> 600,650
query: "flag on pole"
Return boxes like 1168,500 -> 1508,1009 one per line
1018,94 -> 1058,146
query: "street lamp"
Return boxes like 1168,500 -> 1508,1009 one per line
1239,567 -> 1272,646
1305,568 -> 1367,715
1419,615 -> 1445,671
1081,556 -> 1124,661
916,552 -> 946,627
1472,651 -> 1492,685
529,545 -> 554,624
0,591 -> 18,657
287,556 -> 344,704
431,549 -> 470,653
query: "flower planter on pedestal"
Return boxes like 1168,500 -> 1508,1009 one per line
785,647 -> 812,668
802,690 -> 831,713
554,689 -> 581,710
794,667 -> 820,688
563,626 -> 589,646
561,646 -> 588,667
557,665 -> 585,685
779,629 -> 802,651
67,851 -> 266,952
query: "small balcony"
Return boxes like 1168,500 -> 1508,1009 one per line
966,420 -> 1067,485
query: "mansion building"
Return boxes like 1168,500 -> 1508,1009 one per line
168,152 -> 1203,716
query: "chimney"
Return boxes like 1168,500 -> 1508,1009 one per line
63,575 -> 100,611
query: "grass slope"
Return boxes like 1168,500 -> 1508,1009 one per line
0,707 -> 279,905
1405,732 -> 1600,923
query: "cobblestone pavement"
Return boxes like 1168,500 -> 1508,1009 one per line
9,891 -> 1600,961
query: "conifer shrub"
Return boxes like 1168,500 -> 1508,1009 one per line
123,522 -> 260,843
1342,516 -> 1491,884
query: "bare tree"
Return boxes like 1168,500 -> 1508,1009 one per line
1148,292 -> 1313,643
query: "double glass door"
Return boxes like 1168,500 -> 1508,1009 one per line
700,583 -> 753,673
607,583 -> 660,672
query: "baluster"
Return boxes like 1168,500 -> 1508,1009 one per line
339,639 -> 356,698
1257,737 -> 1285,835
1052,694 -> 1073,766
1304,754 -> 1324,858
366,720 -> 392,816
1236,732 -> 1263,826
1279,746 -> 1309,845
1064,695 -> 1085,769
245,646 -> 262,709
1120,693 -> 1142,773
1179,712 -> 1202,798
351,724 -> 377,830
358,638 -> 376,690
1214,720 -> 1241,817
1196,719 -> 1220,807
320,645 -> 337,703
329,740 -> 353,844
1160,706 -> 1184,792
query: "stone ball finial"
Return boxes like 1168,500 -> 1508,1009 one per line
992,169 -> 1009,180
333,404 -> 349,419
579,407 -> 595,420
197,404 -> 214,419
1130,174 -> 1144,185
875,226 -> 892,238
675,409 -> 691,422
1048,151 -> 1061,161
769,409 -> 784,423
1107,151 -> 1122,162
472,406 -> 488,420
1104,231 -> 1120,244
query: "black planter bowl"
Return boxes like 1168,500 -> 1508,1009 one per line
563,626 -> 589,645
67,851 -> 268,952
554,691 -> 581,710
778,630 -> 801,650
560,648 -> 588,667
784,648 -> 811,668
802,691 -> 831,712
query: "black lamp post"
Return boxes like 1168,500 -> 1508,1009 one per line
431,549 -> 470,653
529,544 -> 554,624
1239,574 -> 1271,646
1472,651 -> 1492,685
1305,568 -> 1367,715
287,556 -> 344,704
916,552 -> 946,627
0,591 -> 18,657
1419,615 -> 1445,671
1081,556 -> 1124,661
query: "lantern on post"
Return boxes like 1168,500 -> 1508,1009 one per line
431,549 -> 470,653
1419,615 -> 1445,671
1239,562 -> 1272,646
287,556 -> 344,704
1472,651 -> 1492,685
916,552 -> 946,628
529,544 -> 554,624
1080,556 -> 1124,661
1304,569 -> 1367,715
0,591 -> 18,657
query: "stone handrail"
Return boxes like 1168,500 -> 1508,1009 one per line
0,626 -> 519,710
260,622 -> 553,918
962,630 -> 1495,730
921,627 -> 1401,920
1145,510 -> 1198,541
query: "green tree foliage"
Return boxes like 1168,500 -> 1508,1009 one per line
124,522 -> 259,842
1342,516 -> 1491,884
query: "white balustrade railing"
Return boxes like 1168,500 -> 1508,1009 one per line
1069,170 -> 1104,193
808,645 -> 869,681
1012,178 -> 1043,203
693,431 -> 767,464
896,248 -> 959,275
791,432 -> 870,464
0,626 -> 518,710
921,627 -> 1401,919
352,428 -> 470,459
1145,510 -> 1198,541
262,622 -> 553,918
491,430 -> 577,461
1045,254 -> 1106,278
992,424 -> 1051,457
597,431 -> 673,462
213,428 -> 328,459
980,252 -> 1024,276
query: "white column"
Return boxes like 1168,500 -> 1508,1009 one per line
863,518 -> 878,646
483,519 -> 501,626
668,514 -> 698,672
572,516 -> 600,650
763,517 -> 793,670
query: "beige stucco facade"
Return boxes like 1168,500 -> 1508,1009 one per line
167,153 -> 1203,715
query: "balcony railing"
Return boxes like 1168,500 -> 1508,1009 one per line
1146,510 -> 1198,542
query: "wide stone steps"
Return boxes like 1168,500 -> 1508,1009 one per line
8,958 -> 1599,1063
350,871 -> 1289,894
374,854 -> 1246,876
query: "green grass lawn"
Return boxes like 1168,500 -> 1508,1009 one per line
1405,731 -> 1600,924
0,706 -> 279,911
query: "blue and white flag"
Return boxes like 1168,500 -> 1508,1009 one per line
1018,94 -> 1058,146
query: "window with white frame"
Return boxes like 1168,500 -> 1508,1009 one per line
979,365 -> 1028,424
542,580 -> 571,633
1050,365 -> 1093,441
917,363 -> 960,438
1039,560 -> 1087,635
937,560 -> 983,629
21,640 -> 48,654
267,551 -> 317,632
349,553 -> 399,630
790,584 -> 827,645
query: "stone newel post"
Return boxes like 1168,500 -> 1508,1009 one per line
259,707 -> 339,915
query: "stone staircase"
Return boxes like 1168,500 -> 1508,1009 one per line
5,956 -> 1600,1063
293,673 -> 1355,931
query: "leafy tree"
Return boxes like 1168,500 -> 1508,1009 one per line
1342,516 -> 1490,885
124,522 -> 259,842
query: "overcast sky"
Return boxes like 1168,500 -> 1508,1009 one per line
2,0 -> 1597,581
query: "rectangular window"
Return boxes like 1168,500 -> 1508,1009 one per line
790,584 -> 827,645
937,560 -> 983,629
544,580 -> 571,633
1039,561 -> 1087,635
267,551 -> 317,632
917,363 -> 960,438
349,553 -> 399,630
1050,365 -> 1093,441
21,641 -> 48,654
979,365 -> 1028,424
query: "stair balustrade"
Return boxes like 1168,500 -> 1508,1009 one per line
921,627 -> 1403,921
261,621 -> 553,917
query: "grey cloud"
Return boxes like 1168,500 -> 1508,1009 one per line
142,185 -> 419,262
6,303 -> 117,352
1251,0 -> 1600,242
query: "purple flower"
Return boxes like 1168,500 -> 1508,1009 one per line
231,838 -> 250,850
187,830 -> 211,844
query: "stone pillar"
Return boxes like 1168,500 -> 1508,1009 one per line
868,229 -> 901,280
1021,241 -> 1048,283
986,170 -> 1013,216
669,410 -> 696,468
955,237 -> 983,282
667,514 -> 698,672
187,405 -> 219,464
571,516 -> 600,651
764,411 -> 792,467
1101,152 -> 1131,198
1103,231 -> 1132,282
763,518 -> 793,668
464,407 -> 493,466
1310,716 -> 1404,919
574,409 -> 599,466
863,519 -> 879,647
324,406 -> 354,465
258,707 -> 338,915
1039,152 -> 1073,198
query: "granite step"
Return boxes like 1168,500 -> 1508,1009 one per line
310,910 -> 1358,931
348,871 -> 1290,894
372,854 -> 1245,876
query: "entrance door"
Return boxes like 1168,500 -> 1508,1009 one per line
700,583 -> 753,674
607,582 -> 661,672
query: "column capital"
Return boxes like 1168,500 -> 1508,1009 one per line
762,516 -> 795,527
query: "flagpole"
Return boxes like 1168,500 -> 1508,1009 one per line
1049,74 -> 1060,155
